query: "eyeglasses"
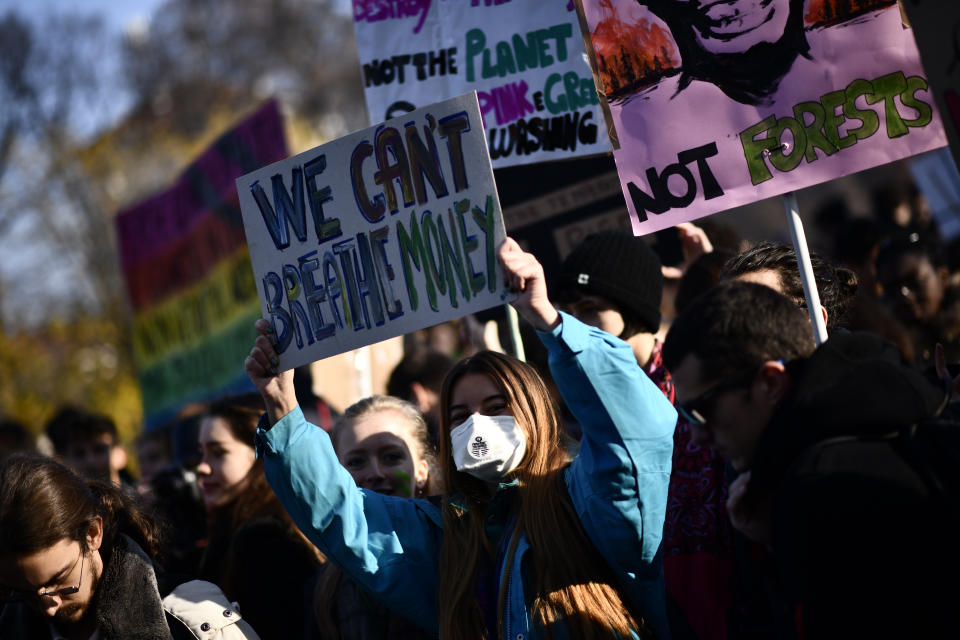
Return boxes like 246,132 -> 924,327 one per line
0,546 -> 84,604
676,367 -> 759,427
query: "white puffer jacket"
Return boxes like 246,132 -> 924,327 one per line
162,580 -> 261,640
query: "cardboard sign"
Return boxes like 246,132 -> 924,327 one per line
353,0 -> 611,168
116,101 -> 287,428
578,0 -> 947,235
237,93 -> 511,371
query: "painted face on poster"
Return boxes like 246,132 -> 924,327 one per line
578,0 -> 947,235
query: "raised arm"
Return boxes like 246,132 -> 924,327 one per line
245,318 -> 299,424
244,324 -> 443,633
498,238 -> 676,623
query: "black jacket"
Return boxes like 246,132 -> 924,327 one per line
746,332 -> 955,639
0,534 -> 195,640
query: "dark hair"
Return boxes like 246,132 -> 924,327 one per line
674,249 -> 735,316
721,241 -> 859,329
640,0 -> 808,106
387,347 -> 456,398
0,454 -> 161,563
0,418 -> 33,459
834,218 -> 885,267
663,281 -> 817,382
202,392 -> 273,528
44,406 -> 119,455
136,425 -> 172,455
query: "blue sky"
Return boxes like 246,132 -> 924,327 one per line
0,0 -> 166,137
0,0 -> 162,34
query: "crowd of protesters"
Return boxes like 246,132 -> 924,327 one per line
1,181 -> 959,640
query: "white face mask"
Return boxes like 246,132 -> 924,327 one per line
450,414 -> 527,483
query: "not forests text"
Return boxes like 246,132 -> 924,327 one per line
740,71 -> 934,185
627,70 -> 936,221
248,110 -> 499,355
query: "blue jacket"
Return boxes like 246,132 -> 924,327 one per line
256,312 -> 677,639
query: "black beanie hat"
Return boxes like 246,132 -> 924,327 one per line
556,230 -> 663,333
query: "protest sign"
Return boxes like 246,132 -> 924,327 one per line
496,155 -> 628,269
577,0 -> 948,235
353,0 -> 610,168
237,92 -> 511,371
900,0 -> 960,174
116,101 -> 287,428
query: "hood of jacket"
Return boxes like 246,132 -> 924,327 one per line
92,533 -> 172,640
749,331 -> 947,496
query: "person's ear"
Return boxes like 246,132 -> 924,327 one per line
756,360 -> 790,405
414,458 -> 429,496
820,306 -> 829,329
409,382 -> 431,413
87,516 -> 104,552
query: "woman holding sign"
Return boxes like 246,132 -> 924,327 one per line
245,238 -> 677,640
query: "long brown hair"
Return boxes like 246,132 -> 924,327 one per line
437,351 -> 643,640
0,454 -> 162,565
201,394 -> 323,580
203,393 -> 279,529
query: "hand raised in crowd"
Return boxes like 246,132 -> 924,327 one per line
498,237 -> 560,332
245,318 -> 298,425
662,222 -> 714,280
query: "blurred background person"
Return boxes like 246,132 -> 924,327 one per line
141,405 -> 209,577
673,250 -> 736,318
196,392 -> 323,640
833,217 -> 916,363
44,407 -> 134,490
135,425 -> 172,490
310,395 -> 439,639
873,182 -> 937,239
294,364 -> 339,432
877,231 -> 960,366
386,346 -> 455,444
0,417 -> 34,461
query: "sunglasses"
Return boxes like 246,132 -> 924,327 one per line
676,366 -> 759,427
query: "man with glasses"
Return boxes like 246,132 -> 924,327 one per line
0,454 -> 258,639
663,280 -> 956,638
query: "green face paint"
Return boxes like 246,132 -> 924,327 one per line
394,470 -> 413,497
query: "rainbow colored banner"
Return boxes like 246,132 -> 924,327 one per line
116,101 -> 288,428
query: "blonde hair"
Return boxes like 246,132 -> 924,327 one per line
438,351 -> 646,640
314,395 -> 439,639
330,394 -> 439,497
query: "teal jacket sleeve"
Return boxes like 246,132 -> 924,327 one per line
538,312 -> 676,574
255,407 -> 442,634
